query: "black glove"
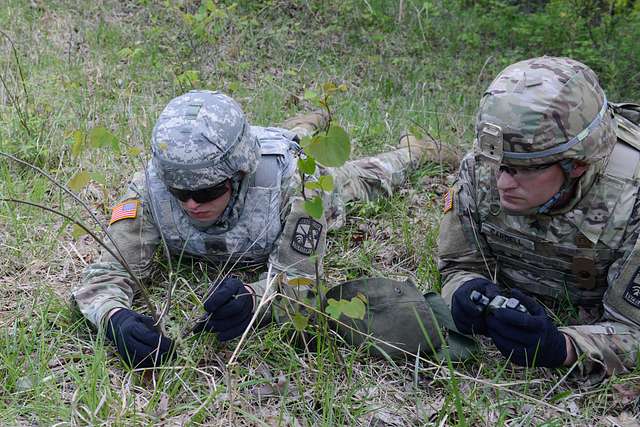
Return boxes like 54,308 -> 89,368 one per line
193,277 -> 254,341
105,308 -> 175,369
486,289 -> 567,368
451,278 -> 500,335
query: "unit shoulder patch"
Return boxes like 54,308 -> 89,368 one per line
623,270 -> 640,309
290,217 -> 322,255
109,200 -> 139,225
443,188 -> 455,214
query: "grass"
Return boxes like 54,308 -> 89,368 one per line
1,0 -> 640,425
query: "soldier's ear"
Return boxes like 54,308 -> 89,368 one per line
569,161 -> 588,178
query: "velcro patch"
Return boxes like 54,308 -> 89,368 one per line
443,189 -> 454,214
109,200 -> 139,225
291,218 -> 322,255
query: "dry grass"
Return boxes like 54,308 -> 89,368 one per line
1,1 -> 639,426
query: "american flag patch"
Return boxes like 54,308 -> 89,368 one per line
109,200 -> 139,225
443,189 -> 454,214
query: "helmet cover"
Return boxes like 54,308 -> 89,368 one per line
151,90 -> 259,190
476,56 -> 616,167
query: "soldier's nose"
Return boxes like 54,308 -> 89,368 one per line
183,198 -> 200,208
497,169 -> 519,190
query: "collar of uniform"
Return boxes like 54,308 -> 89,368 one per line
559,167 -> 621,245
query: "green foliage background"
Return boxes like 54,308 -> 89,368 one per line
0,0 -> 639,424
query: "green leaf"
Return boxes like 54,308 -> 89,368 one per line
127,146 -> 144,157
303,89 -> 318,101
292,313 -> 309,332
88,127 -> 119,151
342,297 -> 366,320
70,130 -> 85,158
302,125 -> 350,167
325,298 -> 345,320
304,181 -> 321,191
297,156 -> 316,175
89,172 -> 106,185
68,170 -> 90,192
71,224 -> 88,239
323,82 -> 337,94
318,175 -> 334,192
303,195 -> 323,219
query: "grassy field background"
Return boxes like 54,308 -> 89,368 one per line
1,0 -> 640,425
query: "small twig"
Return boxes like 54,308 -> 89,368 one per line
1,198 -> 158,322
0,153 -> 162,328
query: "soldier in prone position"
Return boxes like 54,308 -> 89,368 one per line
71,90 -> 449,368
439,56 -> 640,383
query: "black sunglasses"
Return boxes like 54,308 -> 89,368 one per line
168,180 -> 230,203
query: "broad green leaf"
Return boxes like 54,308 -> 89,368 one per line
303,125 -> 350,167
303,89 -> 318,101
318,175 -> 334,192
292,313 -> 309,331
68,170 -> 90,192
304,181 -> 322,191
71,224 -> 88,239
70,130 -> 85,158
297,156 -> 316,175
90,172 -> 106,185
325,298 -> 345,320
303,195 -> 323,219
323,82 -> 337,94
88,127 -> 119,151
342,297 -> 366,320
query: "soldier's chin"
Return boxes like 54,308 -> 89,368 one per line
499,197 -> 534,215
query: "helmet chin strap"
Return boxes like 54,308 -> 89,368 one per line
536,160 -> 576,214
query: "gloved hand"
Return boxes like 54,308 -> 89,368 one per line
486,289 -> 567,368
105,308 -> 175,369
193,277 -> 254,341
451,278 -> 500,335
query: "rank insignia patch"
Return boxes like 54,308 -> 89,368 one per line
109,200 -> 139,225
443,189 -> 454,214
291,218 -> 323,255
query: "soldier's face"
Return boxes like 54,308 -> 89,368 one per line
179,181 -> 232,221
496,163 -> 566,212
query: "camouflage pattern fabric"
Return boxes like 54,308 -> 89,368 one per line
151,90 -> 260,190
476,56 -> 616,168
71,108 -> 436,329
439,57 -> 640,384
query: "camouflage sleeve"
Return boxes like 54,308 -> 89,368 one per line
559,200 -> 640,383
70,172 -> 161,328
438,153 -> 497,306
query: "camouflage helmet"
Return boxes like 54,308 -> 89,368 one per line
151,90 -> 259,190
475,56 -> 616,167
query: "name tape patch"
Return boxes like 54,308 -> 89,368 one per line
109,200 -> 139,225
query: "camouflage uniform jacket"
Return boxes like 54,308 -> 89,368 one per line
438,110 -> 640,383
72,125 -> 424,329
